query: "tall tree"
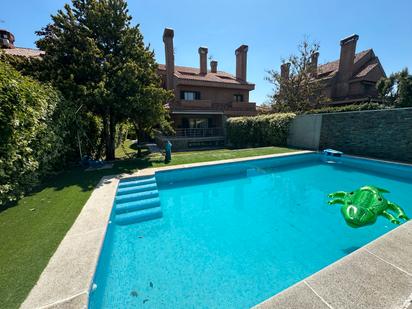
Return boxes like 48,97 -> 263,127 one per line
377,68 -> 412,107
36,0 -> 172,160
266,38 -> 327,112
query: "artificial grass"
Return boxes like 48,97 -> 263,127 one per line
0,145 -> 298,308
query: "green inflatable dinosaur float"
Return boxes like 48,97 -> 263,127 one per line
328,185 -> 409,228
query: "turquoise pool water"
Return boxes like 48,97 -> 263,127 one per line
89,153 -> 412,308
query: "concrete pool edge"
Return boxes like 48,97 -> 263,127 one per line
20,150 -> 412,308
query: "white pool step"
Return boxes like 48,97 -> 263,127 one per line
114,176 -> 162,225
117,182 -> 157,195
115,197 -> 160,214
118,177 -> 156,188
115,189 -> 159,204
115,206 -> 162,225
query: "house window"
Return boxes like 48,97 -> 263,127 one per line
180,91 -> 201,101
234,94 -> 244,102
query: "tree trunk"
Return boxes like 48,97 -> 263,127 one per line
133,121 -> 143,157
104,111 -> 116,161
107,112 -> 116,160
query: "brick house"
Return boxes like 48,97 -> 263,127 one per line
281,34 -> 386,105
158,28 -> 256,149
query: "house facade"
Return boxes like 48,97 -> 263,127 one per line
158,28 -> 256,149
281,34 -> 386,105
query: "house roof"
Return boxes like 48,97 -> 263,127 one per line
317,49 -> 378,79
158,64 -> 254,87
2,47 -> 45,58
354,57 -> 380,78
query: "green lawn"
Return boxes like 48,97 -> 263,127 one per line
0,145 -> 298,308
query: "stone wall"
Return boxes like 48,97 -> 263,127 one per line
288,108 -> 412,163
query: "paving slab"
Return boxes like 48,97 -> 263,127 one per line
365,221 -> 412,275
42,292 -> 88,309
68,176 -> 118,236
306,249 -> 412,309
253,281 -> 331,309
21,230 -> 103,308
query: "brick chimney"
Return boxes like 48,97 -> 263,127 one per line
337,34 -> 359,96
0,29 -> 15,49
280,62 -> 291,79
310,52 -> 319,77
210,60 -> 218,73
235,45 -> 248,81
198,46 -> 208,75
163,28 -> 175,90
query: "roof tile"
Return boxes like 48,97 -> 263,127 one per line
317,49 -> 371,78
2,47 -> 44,58
158,64 -> 253,86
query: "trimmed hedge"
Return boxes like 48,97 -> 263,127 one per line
227,113 -> 296,148
306,102 -> 388,114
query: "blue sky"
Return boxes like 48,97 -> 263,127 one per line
2,0 -> 412,104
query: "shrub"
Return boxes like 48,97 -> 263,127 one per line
306,102 -> 388,114
227,113 -> 296,148
0,61 -> 67,205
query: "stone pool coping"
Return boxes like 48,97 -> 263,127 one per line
21,150 -> 412,308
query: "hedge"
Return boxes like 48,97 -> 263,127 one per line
306,102 -> 389,114
0,61 -> 67,206
227,113 -> 296,148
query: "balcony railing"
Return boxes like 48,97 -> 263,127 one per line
173,127 -> 224,138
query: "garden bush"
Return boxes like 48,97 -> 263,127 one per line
0,61 -> 67,205
227,113 -> 296,148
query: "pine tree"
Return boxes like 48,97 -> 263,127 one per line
36,0 -> 172,160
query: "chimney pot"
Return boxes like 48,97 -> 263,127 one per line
210,60 -> 218,73
198,46 -> 208,75
0,29 -> 15,49
280,63 -> 291,79
340,34 -> 359,46
310,52 -> 319,77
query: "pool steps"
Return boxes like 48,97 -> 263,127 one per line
115,197 -> 160,214
114,176 -> 163,225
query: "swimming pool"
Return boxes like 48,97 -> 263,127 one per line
89,153 -> 412,308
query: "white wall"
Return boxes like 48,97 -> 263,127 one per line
287,114 -> 322,150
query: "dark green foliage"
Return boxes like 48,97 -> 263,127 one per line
36,0 -> 172,160
377,68 -> 412,107
306,102 -> 388,114
0,61 -> 67,205
227,113 -> 296,148
0,52 -> 42,78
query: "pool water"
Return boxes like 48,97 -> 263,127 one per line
89,154 -> 412,308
